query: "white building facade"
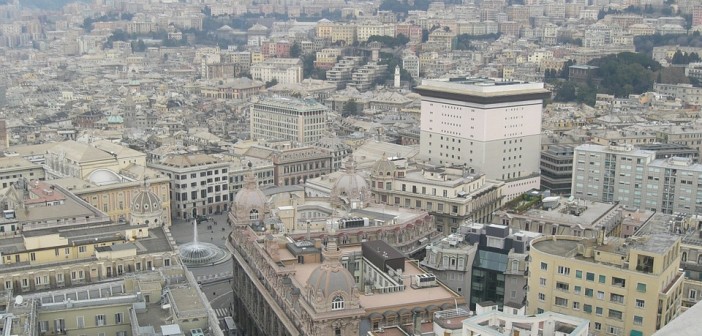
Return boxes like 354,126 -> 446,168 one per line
416,78 -> 550,201
250,97 -> 328,145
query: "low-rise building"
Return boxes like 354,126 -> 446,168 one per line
250,58 -> 303,84
370,159 -> 504,233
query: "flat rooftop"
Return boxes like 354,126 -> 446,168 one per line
532,233 -> 679,260
291,252 -> 458,312
518,199 -> 618,228
415,78 -> 550,103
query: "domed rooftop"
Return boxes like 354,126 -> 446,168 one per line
332,157 -> 368,197
371,154 -> 396,176
306,240 -> 356,299
131,188 -> 162,214
231,170 -> 268,222
88,169 -> 122,186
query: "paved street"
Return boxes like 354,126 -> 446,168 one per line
169,213 -> 234,318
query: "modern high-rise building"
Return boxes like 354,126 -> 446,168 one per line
250,96 -> 328,145
527,233 -> 684,336
415,78 -> 550,201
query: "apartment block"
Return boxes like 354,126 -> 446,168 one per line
527,234 -> 684,336
416,78 -> 550,201
572,144 -> 702,214
250,96 -> 329,145
643,157 -> 702,214
571,143 -> 656,208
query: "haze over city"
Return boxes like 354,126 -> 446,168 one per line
1,0 -> 702,335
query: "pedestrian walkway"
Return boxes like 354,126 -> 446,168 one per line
196,271 -> 233,282
215,307 -> 231,318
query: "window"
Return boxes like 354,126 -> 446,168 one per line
30,252 -> 36,261
538,293 -> 546,301
690,290 -> 697,300
555,297 -> 568,307
595,307 -> 603,316
586,272 -> 595,281
539,278 -> 547,286
574,286 -> 582,294
635,299 -> 645,308
594,322 -> 601,330
610,293 -> 624,304
573,301 -> 580,310
39,321 -> 49,332
79,246 -> 86,253
612,277 -> 626,288
115,313 -> 123,324
636,283 -> 647,293
633,315 -> 643,325
599,275 -> 606,283
557,266 -> 570,275
95,314 -> 106,326
76,316 -> 85,328
556,282 -> 569,291
608,309 -> 623,320
584,304 -> 592,313
54,319 -> 65,332
331,295 -> 344,310
607,326 -> 622,335
585,288 -> 593,297
596,291 -> 604,300
576,270 -> 582,279
540,262 -> 548,271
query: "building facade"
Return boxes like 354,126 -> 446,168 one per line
527,234 -> 684,336
369,158 -> 504,233
540,145 -> 574,195
149,154 -> 230,219
250,97 -> 329,145
416,78 -> 550,202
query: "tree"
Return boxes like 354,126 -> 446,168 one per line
342,99 -> 359,117
131,39 -> 146,52
290,42 -> 301,58
202,5 -> 211,17
265,78 -> 278,88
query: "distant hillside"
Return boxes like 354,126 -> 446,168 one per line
20,0 -> 90,10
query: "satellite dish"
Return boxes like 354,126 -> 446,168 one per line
15,295 -> 23,305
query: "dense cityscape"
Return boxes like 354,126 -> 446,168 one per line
1,0 -> 702,335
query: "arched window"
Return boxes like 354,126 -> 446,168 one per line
249,209 -> 259,221
331,295 -> 344,310
682,252 -> 687,262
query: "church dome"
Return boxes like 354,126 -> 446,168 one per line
331,158 -> 368,197
371,155 -> 396,177
231,170 -> 268,222
131,188 -> 162,214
